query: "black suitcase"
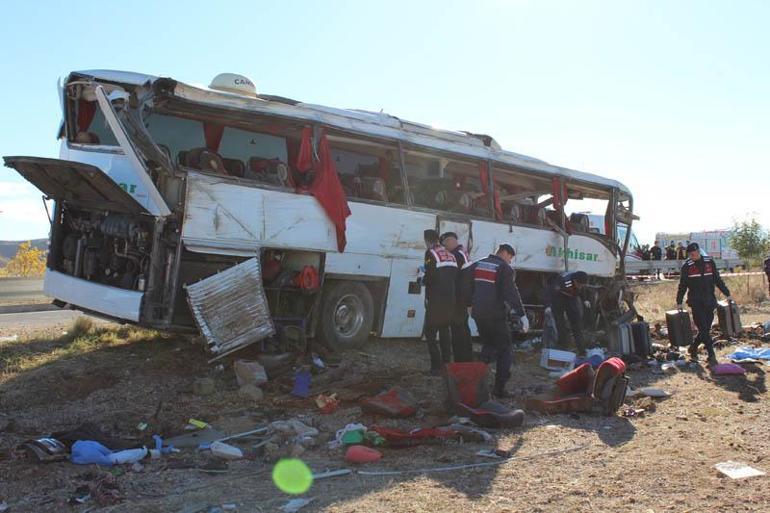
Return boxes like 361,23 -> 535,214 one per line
717,300 -> 742,337
631,321 -> 651,357
666,309 -> 693,348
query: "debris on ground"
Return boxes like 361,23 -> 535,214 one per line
715,461 -> 767,479
280,498 -> 314,513
360,388 -> 417,418
711,363 -> 747,375
234,359 -> 268,387
345,445 -> 382,464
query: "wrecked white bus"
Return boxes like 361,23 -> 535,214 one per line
4,70 -> 637,357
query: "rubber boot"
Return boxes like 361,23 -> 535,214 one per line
688,344 -> 699,363
707,350 -> 718,367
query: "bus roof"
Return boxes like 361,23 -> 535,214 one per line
71,69 -> 632,198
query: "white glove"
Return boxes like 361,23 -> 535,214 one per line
520,315 -> 530,333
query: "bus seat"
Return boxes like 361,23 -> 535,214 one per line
359,176 -> 388,202
74,132 -> 100,144
569,213 -> 590,233
222,158 -> 245,177
184,147 -> 228,175
247,157 -> 291,187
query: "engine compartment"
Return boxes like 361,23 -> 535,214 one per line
54,206 -> 153,292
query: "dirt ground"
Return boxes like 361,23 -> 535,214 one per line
1,286 -> 770,513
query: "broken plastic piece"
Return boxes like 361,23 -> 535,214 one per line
345,445 -> 382,464
292,370 -> 312,398
715,461 -> 766,479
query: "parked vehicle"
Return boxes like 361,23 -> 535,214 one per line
4,70 -> 638,353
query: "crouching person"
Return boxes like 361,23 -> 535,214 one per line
465,244 -> 526,398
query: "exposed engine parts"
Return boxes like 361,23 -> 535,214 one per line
59,209 -> 151,291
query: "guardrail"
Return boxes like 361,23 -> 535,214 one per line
625,258 -> 744,275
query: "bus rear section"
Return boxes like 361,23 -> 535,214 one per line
3,157 -> 157,323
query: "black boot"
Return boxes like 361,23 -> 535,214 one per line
426,341 -> 443,376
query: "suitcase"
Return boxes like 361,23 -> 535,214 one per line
631,321 -> 651,357
717,300 -> 742,337
666,309 -> 694,348
608,322 -> 633,355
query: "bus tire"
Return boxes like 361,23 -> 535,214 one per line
319,281 -> 374,350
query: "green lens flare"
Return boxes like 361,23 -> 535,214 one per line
272,458 -> 313,495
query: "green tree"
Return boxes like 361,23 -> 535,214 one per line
0,241 -> 47,277
729,218 -> 770,298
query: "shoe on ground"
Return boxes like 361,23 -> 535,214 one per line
707,354 -> 719,367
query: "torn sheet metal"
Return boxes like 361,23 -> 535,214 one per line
186,257 -> 275,359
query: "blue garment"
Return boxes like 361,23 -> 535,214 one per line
575,354 -> 606,368
71,440 -> 114,466
292,369 -> 312,398
727,347 -> 770,361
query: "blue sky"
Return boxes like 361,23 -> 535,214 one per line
1,0 -> 768,244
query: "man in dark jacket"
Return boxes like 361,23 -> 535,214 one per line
676,242 -> 731,366
548,271 -> 589,355
650,241 -> 662,260
666,243 -> 677,260
421,229 -> 458,374
440,232 -> 473,362
465,244 -> 526,397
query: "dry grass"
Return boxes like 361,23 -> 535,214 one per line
1,307 -> 770,512
632,275 -> 770,323
0,317 -> 162,378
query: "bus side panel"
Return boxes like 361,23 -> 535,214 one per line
325,252 -> 391,277
470,221 -> 616,277
182,172 -> 435,258
381,258 -> 425,338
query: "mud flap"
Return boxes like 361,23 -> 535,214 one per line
185,257 -> 275,361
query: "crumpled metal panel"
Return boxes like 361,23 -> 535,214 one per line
186,257 -> 275,359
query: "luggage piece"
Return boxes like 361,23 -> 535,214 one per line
717,300 -> 742,337
631,321 -> 651,357
666,309 -> 694,347
608,322 -> 633,355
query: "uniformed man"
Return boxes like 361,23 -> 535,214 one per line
422,229 -> 458,374
440,231 -> 473,362
548,271 -> 589,356
676,242 -> 731,366
666,243 -> 677,260
465,244 -> 527,398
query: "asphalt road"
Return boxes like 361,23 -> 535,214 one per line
0,277 -> 46,303
0,309 -> 103,335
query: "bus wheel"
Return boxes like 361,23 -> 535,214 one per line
319,281 -> 374,350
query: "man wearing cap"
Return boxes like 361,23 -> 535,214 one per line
421,229 -> 458,374
676,242 -> 731,365
465,244 -> 527,398
440,232 -> 474,362
548,271 -> 589,356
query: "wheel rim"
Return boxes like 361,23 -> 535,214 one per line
333,293 -> 365,338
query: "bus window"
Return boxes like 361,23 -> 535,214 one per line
331,147 -> 390,203
405,153 -> 488,216
70,100 -> 119,146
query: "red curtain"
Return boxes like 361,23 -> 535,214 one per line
479,162 -> 503,221
378,156 -> 390,182
77,100 -> 96,133
310,130 -> 352,252
295,127 -> 314,173
551,177 -> 567,210
203,122 -> 225,151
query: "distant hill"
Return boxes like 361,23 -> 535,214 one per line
0,239 -> 48,261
